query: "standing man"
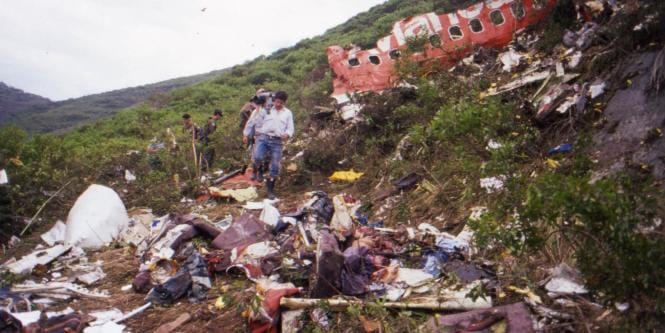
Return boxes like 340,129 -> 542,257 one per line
244,91 -> 294,199
243,95 -> 265,180
199,109 -> 223,171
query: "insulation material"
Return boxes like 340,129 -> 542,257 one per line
64,184 -> 130,249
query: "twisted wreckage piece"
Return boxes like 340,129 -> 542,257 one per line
327,0 -> 557,103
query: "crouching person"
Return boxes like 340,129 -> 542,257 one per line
250,91 -> 294,199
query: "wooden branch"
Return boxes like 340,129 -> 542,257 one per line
280,296 -> 492,311
20,180 -> 73,236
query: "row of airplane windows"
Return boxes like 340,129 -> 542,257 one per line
348,0 -> 546,67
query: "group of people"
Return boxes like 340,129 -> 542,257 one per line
181,89 -> 294,200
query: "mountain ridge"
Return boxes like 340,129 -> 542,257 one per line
0,68 -> 229,133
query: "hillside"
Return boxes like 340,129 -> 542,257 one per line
1,0 -> 665,332
0,82 -> 54,123
1,68 -> 228,133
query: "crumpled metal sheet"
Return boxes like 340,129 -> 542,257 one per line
211,214 -> 272,251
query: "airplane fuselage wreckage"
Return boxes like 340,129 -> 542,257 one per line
326,0 -> 557,104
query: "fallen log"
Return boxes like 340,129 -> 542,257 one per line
280,295 -> 492,311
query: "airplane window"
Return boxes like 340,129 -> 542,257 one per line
429,34 -> 442,47
469,19 -> 483,33
348,58 -> 360,66
490,10 -> 505,25
389,49 -> 401,59
449,26 -> 463,40
369,55 -> 381,65
511,1 -> 525,19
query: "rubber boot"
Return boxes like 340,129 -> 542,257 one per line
250,164 -> 258,181
266,178 -> 276,200
257,168 -> 264,182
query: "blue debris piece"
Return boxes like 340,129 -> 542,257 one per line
355,212 -> 384,228
548,144 -> 573,154
423,250 -> 450,277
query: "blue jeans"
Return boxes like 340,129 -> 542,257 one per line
253,135 -> 283,178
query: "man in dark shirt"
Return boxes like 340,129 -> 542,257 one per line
199,109 -> 222,171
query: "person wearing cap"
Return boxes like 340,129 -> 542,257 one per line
199,109 -> 223,171
243,91 -> 294,199
182,113 -> 199,140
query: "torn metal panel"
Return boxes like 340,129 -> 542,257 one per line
4,244 -> 72,275
40,221 -> 67,247
327,0 -> 557,103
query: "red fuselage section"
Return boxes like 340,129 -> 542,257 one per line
327,0 -> 557,103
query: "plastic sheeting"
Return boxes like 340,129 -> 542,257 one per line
64,184 -> 129,249
329,170 -> 364,182
0,169 -> 8,185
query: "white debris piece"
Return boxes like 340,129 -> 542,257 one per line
41,221 -> 67,246
4,244 -> 71,274
77,266 -> 106,285
291,151 -> 305,161
499,48 -> 523,72
469,206 -> 488,221
12,281 -> 111,299
330,194 -> 358,237
568,50 -> 583,68
545,263 -> 589,296
0,169 -> 8,184
490,71 -> 551,95
84,321 -> 125,333
243,201 -> 266,210
435,228 -> 473,254
65,184 -> 130,249
589,82 -> 606,99
339,103 -> 363,121
13,307 -> 75,326
124,169 -> 136,183
88,308 -> 124,326
7,235 -> 20,249
282,309 -> 306,333
118,209 -> 153,246
556,62 -> 565,77
395,268 -> 434,287
485,139 -> 502,151
480,176 -> 506,193
259,202 -> 280,228
149,224 -> 191,260
417,223 -> 441,235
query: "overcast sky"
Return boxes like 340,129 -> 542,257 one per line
0,0 -> 385,101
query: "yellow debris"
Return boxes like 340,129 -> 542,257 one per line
507,286 -> 542,304
8,157 -> 23,167
329,170 -> 364,182
546,159 -> 560,169
209,186 -> 258,202
215,296 -> 227,310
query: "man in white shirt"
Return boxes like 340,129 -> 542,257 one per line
243,91 -> 294,199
